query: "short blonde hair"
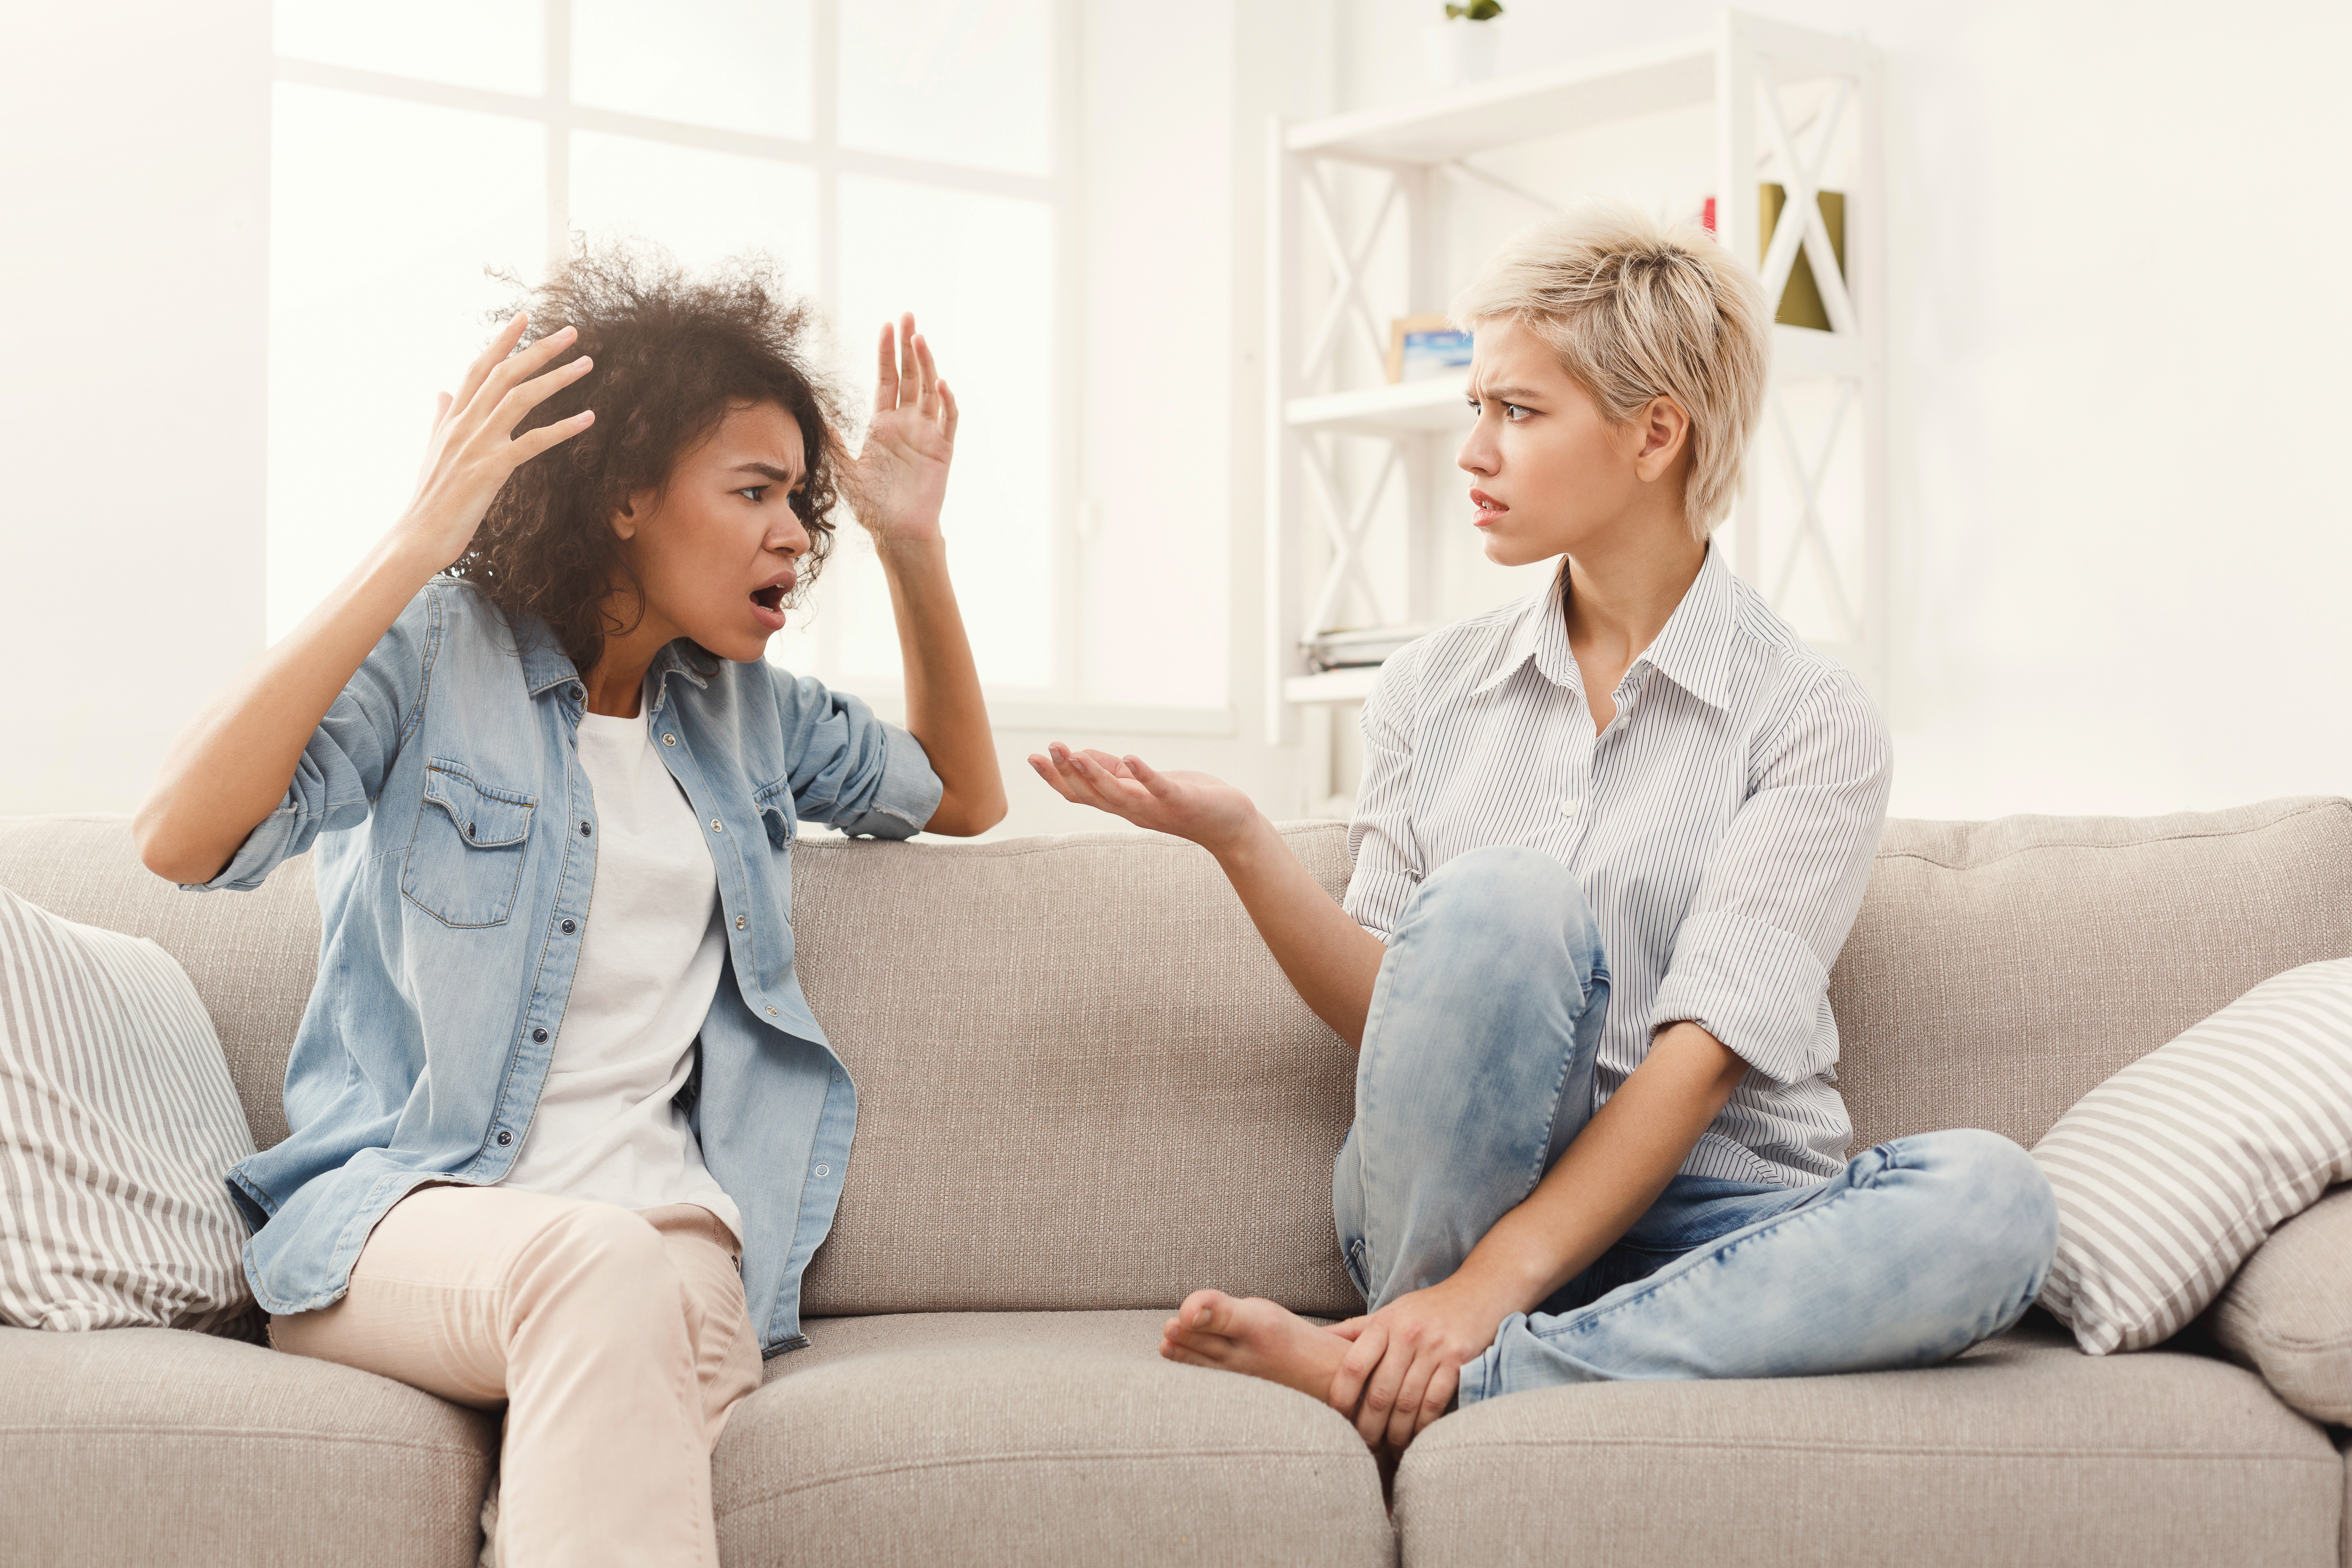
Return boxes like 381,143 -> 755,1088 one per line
1451,203 -> 1770,539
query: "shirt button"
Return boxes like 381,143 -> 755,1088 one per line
496,1130 -> 512,1146
1559,799 -> 1579,818
532,1027 -> 548,1043
813,1165 -> 830,1178
560,919 -> 576,934
710,818 -> 724,833
766,1006 -> 778,1016
579,820 -> 593,837
735,915 -> 748,931
569,685 -> 583,702
663,733 -> 677,746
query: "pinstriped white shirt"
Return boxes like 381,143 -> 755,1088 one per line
1343,546 -> 1891,1187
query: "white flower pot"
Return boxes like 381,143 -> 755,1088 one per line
1423,19 -> 1501,89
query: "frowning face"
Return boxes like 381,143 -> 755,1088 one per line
612,399 -> 814,663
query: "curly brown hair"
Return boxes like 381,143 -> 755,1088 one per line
448,243 -> 849,675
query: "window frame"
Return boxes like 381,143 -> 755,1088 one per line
270,0 -> 1145,722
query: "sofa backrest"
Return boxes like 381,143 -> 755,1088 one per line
3,798 -> 2348,1319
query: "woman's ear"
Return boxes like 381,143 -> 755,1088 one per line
1632,396 -> 1691,482
610,489 -> 653,542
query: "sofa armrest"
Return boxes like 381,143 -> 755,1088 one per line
2210,1184 -> 2352,1425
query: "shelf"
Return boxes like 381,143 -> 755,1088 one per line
1287,36 -> 1716,166
1287,373 -> 1472,437
1284,667 -> 1384,704
1772,323 -> 1867,380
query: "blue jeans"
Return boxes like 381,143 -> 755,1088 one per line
1330,846 -> 2060,1407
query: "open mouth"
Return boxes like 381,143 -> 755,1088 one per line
751,585 -> 786,614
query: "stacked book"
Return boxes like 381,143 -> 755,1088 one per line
1301,624 -> 1436,674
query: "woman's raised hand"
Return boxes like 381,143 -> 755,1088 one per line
398,311 -> 597,568
1028,745 -> 1262,854
847,313 -> 958,547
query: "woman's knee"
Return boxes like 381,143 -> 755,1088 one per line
1902,1129 -> 2060,1292
512,1202 -> 685,1325
1406,847 -> 1602,971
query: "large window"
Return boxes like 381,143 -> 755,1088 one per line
268,0 -> 1074,700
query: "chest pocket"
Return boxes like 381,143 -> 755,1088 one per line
402,760 -> 537,929
754,782 -> 797,856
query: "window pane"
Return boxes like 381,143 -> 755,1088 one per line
824,176 -> 1058,688
572,0 -> 813,141
269,85 -> 545,644
274,0 -> 542,95
570,133 -> 819,286
839,0 -> 1052,178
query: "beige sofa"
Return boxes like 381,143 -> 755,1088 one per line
2,800 -> 2349,1568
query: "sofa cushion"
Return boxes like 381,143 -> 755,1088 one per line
716,1310 -> 1392,1568
0,813 -> 318,1149
2211,1184 -> 2352,1424
1829,797 -> 2352,1155
1392,1314 -> 2345,1568
2033,958 -> 2352,1354
789,824 -> 1365,1318
0,885 -> 258,1336
0,1323 -> 494,1567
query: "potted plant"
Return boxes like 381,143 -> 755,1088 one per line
1425,0 -> 1505,88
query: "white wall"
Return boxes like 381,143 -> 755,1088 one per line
0,0 -> 272,817
1336,0 -> 2352,819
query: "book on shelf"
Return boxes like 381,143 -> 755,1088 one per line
1302,623 -> 1437,673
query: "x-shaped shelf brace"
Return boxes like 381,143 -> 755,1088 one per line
1302,436 -> 1399,636
1766,380 -> 1861,644
1756,69 -> 1857,336
1299,163 -> 1401,384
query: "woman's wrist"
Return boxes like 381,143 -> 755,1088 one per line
1204,806 -> 1281,868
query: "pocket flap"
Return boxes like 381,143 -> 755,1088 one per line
423,762 -> 537,847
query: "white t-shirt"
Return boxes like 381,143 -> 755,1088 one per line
501,708 -> 742,1241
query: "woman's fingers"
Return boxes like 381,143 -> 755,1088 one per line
450,312 -> 530,423
938,380 -> 958,442
491,352 -> 595,433
1357,1344 -> 1411,1446
911,331 -> 940,416
897,312 -> 920,405
1388,1352 -> 1439,1449
872,319 -> 900,415
1123,755 -> 1175,799
1329,1323 -> 1386,1417
1417,1363 -> 1459,1439
509,407 -> 596,462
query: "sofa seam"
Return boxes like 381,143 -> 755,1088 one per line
1411,1436 -> 2341,1464
0,1422 -> 487,1456
1873,798 -> 2349,873
719,1444 -> 1379,1508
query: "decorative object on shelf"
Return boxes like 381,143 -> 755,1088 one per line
1386,314 -> 1474,383
1699,187 -> 1847,331
1302,623 -> 1438,674
1759,183 -> 1844,331
1424,1 -> 1504,89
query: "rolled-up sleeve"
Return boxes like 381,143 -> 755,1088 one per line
1342,645 -> 1423,942
184,587 -> 439,893
773,673 -> 942,840
1648,670 -> 1891,1086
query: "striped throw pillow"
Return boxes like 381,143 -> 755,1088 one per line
0,884 -> 257,1333
2032,957 -> 2352,1354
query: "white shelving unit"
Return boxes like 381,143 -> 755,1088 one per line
1265,9 -> 1886,746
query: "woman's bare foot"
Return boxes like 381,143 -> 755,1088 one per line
1158,1289 -> 1352,1404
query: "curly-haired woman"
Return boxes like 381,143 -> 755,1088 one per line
134,249 -> 1004,1563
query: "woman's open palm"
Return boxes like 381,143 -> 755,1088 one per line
849,313 -> 958,546
1028,745 -> 1260,853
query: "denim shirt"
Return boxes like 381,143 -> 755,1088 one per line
186,578 -> 941,1356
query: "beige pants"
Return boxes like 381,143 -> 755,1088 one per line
271,1185 -> 762,1568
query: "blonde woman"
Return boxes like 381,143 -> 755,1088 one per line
1033,205 -> 2056,1452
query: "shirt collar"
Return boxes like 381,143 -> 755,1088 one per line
517,628 -> 713,706
1468,544 -> 1736,709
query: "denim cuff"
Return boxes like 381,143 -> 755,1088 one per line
178,803 -> 301,893
829,721 -> 944,840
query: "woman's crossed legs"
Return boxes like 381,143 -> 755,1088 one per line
1161,846 -> 2057,1436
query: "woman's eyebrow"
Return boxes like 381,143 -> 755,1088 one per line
729,461 -> 802,484
1475,384 -> 1545,402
